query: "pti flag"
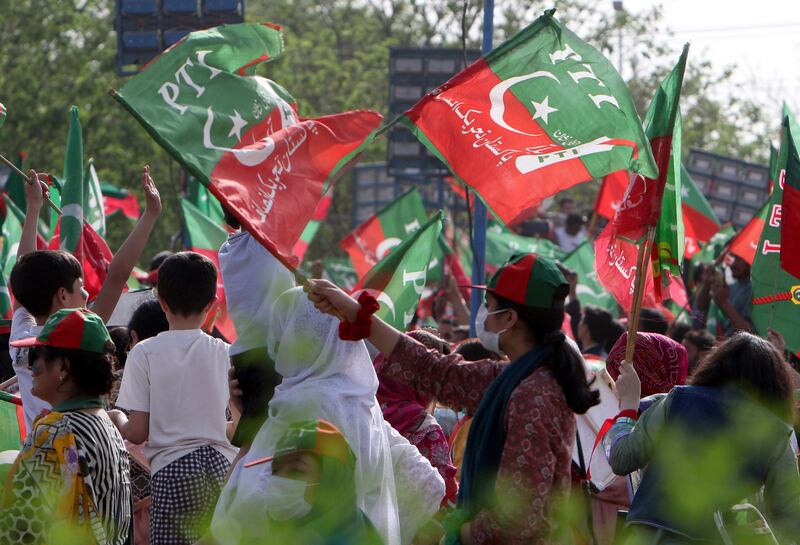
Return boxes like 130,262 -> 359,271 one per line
680,165 -> 721,258
485,224 -> 566,271
355,212 -> 444,330
341,187 -> 429,279
402,9 -> 656,225
728,202 -> 768,265
594,170 -> 628,220
187,175 -> 225,225
59,106 -> 84,255
562,240 -> 619,316
596,46 -> 688,310
780,119 -> 800,278
102,182 -> 141,221
180,197 -> 236,341
113,23 -> 382,270
752,115 -> 800,354
85,159 -> 106,237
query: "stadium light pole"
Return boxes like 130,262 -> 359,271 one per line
470,0 -> 494,336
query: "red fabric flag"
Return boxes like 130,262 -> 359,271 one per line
48,222 -> 113,301
594,170 -> 629,220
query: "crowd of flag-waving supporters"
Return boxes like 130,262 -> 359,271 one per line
1,8 -> 800,545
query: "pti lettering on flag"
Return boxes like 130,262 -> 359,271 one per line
402,9 -> 656,225
113,23 -> 382,271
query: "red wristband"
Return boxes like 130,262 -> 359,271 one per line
338,292 -> 380,341
615,409 -> 639,421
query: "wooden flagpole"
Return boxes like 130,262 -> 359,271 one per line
0,152 -> 62,214
624,224 -> 656,362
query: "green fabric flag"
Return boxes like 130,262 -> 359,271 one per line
485,224 -> 566,268
59,106 -> 84,254
681,164 -> 721,258
84,159 -> 106,237
187,174 -> 225,225
402,9 -> 656,225
340,188 -> 433,279
0,392 -> 24,453
653,111 -> 685,282
180,198 -> 227,252
113,23 -> 382,268
691,225 -> 736,265
752,114 -> 800,355
3,153 -> 26,213
357,212 -> 444,330
321,257 -> 358,292
2,196 -> 25,279
562,240 -> 619,317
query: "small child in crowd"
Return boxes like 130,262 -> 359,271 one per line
111,252 -> 237,545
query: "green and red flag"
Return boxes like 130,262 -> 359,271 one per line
692,224 -> 736,265
102,182 -> 140,221
680,165 -> 721,258
113,23 -> 382,270
0,391 -> 25,477
180,197 -> 236,342
293,191 -> 333,263
2,152 -> 27,213
85,159 -> 106,237
596,46 -> 689,311
187,174 -> 224,225
340,188 -> 429,279
354,211 -> 444,330
485,224 -> 566,273
752,115 -> 800,354
562,240 -> 618,316
728,203 -> 768,265
402,9 -> 656,225
59,106 -> 84,255
780,120 -> 800,278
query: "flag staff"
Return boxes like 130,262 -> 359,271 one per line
469,0 -> 494,336
0,152 -> 63,214
624,225 -> 656,362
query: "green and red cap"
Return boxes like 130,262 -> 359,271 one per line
468,253 -> 567,309
11,308 -> 112,354
244,419 -> 355,470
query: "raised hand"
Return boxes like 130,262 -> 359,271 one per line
24,169 -> 49,211
306,278 -> 360,322
141,165 -> 162,216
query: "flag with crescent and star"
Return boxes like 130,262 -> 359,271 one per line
113,23 -> 382,270
752,113 -> 800,354
340,187 -> 432,279
595,45 -> 689,311
401,9 -> 656,225
354,211 -> 443,330
59,106 -> 84,255
180,197 -> 236,342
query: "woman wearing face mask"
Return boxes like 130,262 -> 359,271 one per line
309,253 -> 600,545
0,309 -> 132,545
242,418 -> 383,545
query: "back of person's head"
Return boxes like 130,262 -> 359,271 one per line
128,299 -> 169,345
10,250 -> 83,317
684,329 -> 715,353
690,332 -> 793,419
582,305 -> 615,346
604,319 -> 626,354
639,307 -> 669,334
157,252 -> 217,316
565,213 -> 584,227
408,329 -> 451,355
107,326 -> 130,368
455,338 -> 500,361
667,322 -> 691,344
487,253 -> 599,414
149,251 -> 173,272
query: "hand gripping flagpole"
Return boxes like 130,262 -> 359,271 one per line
0,152 -> 63,215
624,224 -> 656,362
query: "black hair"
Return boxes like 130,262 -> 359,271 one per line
149,251 -> 174,272
639,307 -> 669,335
559,197 -> 575,207
455,338 -> 500,361
684,329 -> 715,353
690,332 -> 793,420
667,322 -> 691,344
128,299 -> 169,342
582,306 -> 615,346
107,326 -> 130,368
10,250 -> 83,317
565,213 -> 585,226
603,319 -> 626,354
157,252 -> 217,316
493,289 -> 600,414
32,344 -> 116,396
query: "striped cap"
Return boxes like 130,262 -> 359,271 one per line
10,308 -> 112,354
481,253 -> 567,308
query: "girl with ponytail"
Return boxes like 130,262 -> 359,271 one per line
308,253 -> 599,545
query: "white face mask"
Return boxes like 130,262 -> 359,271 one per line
263,475 -> 313,521
476,304 -> 509,355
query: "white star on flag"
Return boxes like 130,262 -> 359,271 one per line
531,96 -> 558,125
227,110 -> 248,139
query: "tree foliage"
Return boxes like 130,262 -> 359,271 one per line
0,0 -> 774,264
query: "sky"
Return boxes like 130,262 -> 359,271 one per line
636,0 -> 800,121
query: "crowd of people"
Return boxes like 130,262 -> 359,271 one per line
1,166 -> 799,545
